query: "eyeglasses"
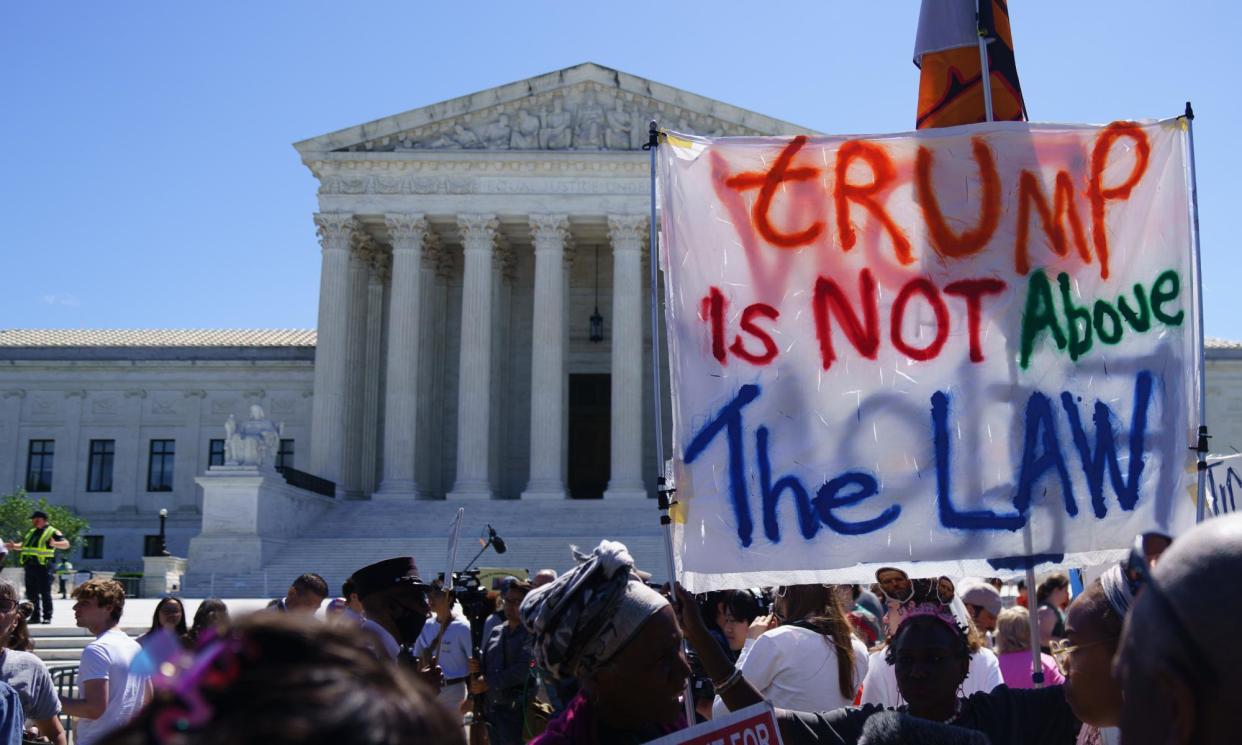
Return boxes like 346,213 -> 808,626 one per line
1050,637 -> 1113,668
0,601 -> 16,614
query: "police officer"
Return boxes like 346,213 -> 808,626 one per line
4,511 -> 69,623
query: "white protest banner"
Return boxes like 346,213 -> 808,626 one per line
646,702 -> 782,745
657,119 -> 1201,591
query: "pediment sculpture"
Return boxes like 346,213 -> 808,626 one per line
340,84 -> 760,154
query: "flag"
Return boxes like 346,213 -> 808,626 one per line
915,0 -> 1026,128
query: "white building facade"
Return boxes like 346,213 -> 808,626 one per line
1,63 -> 1238,589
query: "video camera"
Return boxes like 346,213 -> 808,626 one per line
445,569 -> 494,650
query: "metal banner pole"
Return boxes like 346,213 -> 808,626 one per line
975,0 -> 994,122
976,0 -> 1040,686
644,122 -> 676,593
644,120 -> 695,726
1183,101 -> 1211,524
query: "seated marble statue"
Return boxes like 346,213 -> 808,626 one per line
223,405 -> 283,470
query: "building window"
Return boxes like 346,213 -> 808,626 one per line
25,440 -> 54,493
82,535 -> 104,560
86,439 -> 115,492
208,439 -> 225,467
147,439 -> 175,492
276,439 -> 294,471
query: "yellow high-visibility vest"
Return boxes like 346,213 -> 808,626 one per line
19,527 -> 58,565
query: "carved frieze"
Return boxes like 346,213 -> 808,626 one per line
91,397 -> 119,417
336,82 -> 758,154
151,396 -> 181,417
29,396 -> 59,418
270,397 -> 299,417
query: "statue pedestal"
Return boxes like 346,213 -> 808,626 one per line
188,466 -> 334,576
141,555 -> 187,597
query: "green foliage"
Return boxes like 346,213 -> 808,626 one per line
0,489 -> 90,567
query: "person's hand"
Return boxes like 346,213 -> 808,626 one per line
416,663 -> 444,691
748,615 -> 775,640
468,657 -> 480,675
468,676 -> 488,695
673,584 -> 711,646
3,542 -> 16,551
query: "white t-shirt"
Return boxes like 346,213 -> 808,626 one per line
713,626 -> 870,716
859,645 -> 1004,707
76,628 -> 147,745
413,616 -> 473,679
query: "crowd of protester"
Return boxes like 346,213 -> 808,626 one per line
0,513 -> 1231,743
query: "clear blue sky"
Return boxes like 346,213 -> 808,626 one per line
4,2 -> 1239,338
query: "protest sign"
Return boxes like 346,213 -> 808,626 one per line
1205,454 -> 1242,517
657,119 -> 1201,591
646,702 -> 782,745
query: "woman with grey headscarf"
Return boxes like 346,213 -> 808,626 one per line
520,540 -> 690,744
1058,532 -> 1171,745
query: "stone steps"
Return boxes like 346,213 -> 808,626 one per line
184,498 -> 672,597
29,626 -> 145,668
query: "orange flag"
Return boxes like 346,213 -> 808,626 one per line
915,0 -> 1027,128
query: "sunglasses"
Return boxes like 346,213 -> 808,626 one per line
0,600 -> 16,614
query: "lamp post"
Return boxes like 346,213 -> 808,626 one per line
158,508 -> 169,556
589,245 -> 604,343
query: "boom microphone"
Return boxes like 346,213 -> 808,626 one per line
488,525 -> 507,555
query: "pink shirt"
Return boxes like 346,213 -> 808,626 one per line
996,650 -> 1065,689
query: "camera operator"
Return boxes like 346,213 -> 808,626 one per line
481,577 -> 515,647
469,579 -> 535,745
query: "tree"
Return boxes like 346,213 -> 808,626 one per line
0,490 -> 90,567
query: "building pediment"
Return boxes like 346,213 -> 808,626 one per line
293,62 -> 817,156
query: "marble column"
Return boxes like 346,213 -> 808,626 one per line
309,214 -> 356,489
340,231 -> 373,499
447,214 -> 499,500
418,237 -> 451,497
360,248 -> 389,496
521,214 -> 571,500
604,215 -> 649,499
375,214 -> 428,500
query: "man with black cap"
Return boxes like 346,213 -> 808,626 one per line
349,556 -> 442,687
5,511 -> 69,624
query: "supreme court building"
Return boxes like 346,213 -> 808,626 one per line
2,63 -> 1240,591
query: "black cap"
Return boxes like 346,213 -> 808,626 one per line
30,511 -> 48,520
350,557 -> 428,599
